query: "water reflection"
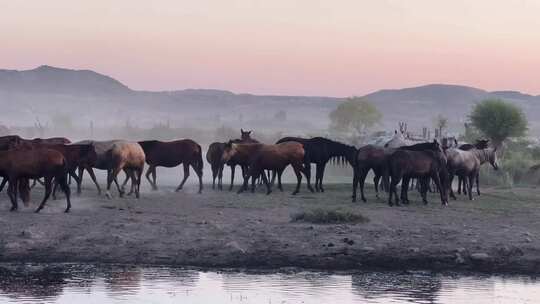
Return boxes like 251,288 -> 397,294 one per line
0,263 -> 538,304
351,271 -> 444,304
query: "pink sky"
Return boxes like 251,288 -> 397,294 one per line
1,0 -> 539,96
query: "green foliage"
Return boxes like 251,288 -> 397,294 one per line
329,97 -> 381,137
433,114 -> 448,135
291,208 -> 369,224
469,99 -> 527,146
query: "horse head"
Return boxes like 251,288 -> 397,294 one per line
475,139 -> 490,149
221,140 -> 238,163
240,129 -> 252,140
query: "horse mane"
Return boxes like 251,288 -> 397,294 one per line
399,141 -> 441,152
276,136 -> 307,144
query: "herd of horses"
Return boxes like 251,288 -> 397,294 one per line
0,128 -> 498,213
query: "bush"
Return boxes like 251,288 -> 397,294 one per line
291,208 -> 369,224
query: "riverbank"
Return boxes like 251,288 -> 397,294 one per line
1,183 -> 539,274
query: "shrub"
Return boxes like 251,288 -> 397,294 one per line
291,208 -> 369,224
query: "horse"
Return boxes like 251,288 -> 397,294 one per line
384,130 -> 415,148
206,142 -> 225,190
352,140 -> 443,203
455,139 -> 490,195
446,146 -> 499,201
0,147 -> 71,213
275,137 -> 356,192
221,141 -> 309,195
0,135 -> 22,150
136,139 -> 203,193
29,137 -> 72,145
75,140 -> 145,199
224,130 -> 264,191
387,141 -> 448,206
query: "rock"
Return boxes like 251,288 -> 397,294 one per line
525,237 -> 532,243
362,246 -> 375,252
456,247 -> 467,253
327,242 -> 335,247
524,231 -> 533,237
408,247 -> 420,253
470,252 -> 490,261
455,253 -> 466,264
225,241 -> 246,254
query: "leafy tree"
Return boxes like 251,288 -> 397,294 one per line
329,97 -> 382,137
469,99 -> 527,148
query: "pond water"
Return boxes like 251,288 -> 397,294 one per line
0,264 -> 538,304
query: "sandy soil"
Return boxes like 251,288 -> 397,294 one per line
1,179 -> 539,274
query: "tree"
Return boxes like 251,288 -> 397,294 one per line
329,97 -> 382,138
469,99 -> 527,148
433,114 -> 448,138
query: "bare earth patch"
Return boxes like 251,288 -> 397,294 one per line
0,183 -> 539,274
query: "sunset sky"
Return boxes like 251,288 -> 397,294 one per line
1,0 -> 539,96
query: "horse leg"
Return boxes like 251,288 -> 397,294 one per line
58,173 -> 72,212
229,165 -> 236,191
400,176 -> 410,205
388,175 -> 401,206
448,172 -> 457,200
476,172 -> 481,196
35,176 -> 53,213
52,179 -> 59,200
237,169 -> 249,194
302,162 -> 314,193
105,167 -> 119,199
0,177 -> 7,192
176,163 -> 190,192
262,170 -> 272,195
120,169 -> 130,191
135,167 -> 143,199
352,167 -> 359,203
431,172 -> 447,205
113,169 -> 126,198
318,163 -> 327,192
277,169 -> 284,192
192,162 -> 203,194
8,178 -> 18,212
218,164 -> 224,190
373,172 -> 381,199
467,174 -> 475,201
211,165 -> 217,189
292,163 -> 303,195
86,167 -> 102,195
359,168 -> 369,203
420,178 -> 429,205
77,166 -> 84,195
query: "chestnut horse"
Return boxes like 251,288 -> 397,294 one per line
136,139 -> 203,193
0,148 -> 71,212
206,142 -> 225,190
221,141 -> 309,195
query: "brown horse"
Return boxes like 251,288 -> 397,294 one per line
352,145 -> 393,202
76,140 -> 145,199
137,139 -> 203,193
0,148 -> 71,213
387,142 -> 448,206
206,142 -> 225,190
28,137 -> 72,145
221,141 -> 308,195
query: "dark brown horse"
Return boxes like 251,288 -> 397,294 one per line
206,142 -> 225,190
137,139 -> 203,193
352,141 -> 443,203
0,148 -> 71,212
224,130 -> 265,191
0,135 -> 22,150
221,141 -> 309,195
387,141 -> 448,206
275,137 -> 356,192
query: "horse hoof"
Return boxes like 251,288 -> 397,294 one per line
266,191 -> 272,195
361,198 -> 367,203
320,188 -> 325,193
64,208 -> 70,213
34,208 -> 41,213
10,207 -> 17,212
105,193 -> 112,200
292,191 -> 298,195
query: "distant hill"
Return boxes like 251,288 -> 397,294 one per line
0,65 -> 132,96
0,65 -> 538,136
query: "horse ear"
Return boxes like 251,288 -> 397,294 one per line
248,131 -> 252,135
240,128 -> 244,133
394,130 -> 397,134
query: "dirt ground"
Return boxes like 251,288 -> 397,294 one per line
1,176 -> 539,274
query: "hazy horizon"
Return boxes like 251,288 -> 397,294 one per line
2,0 -> 540,96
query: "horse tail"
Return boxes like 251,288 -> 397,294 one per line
195,144 -> 204,175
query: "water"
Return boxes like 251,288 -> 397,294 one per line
0,264 -> 538,304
